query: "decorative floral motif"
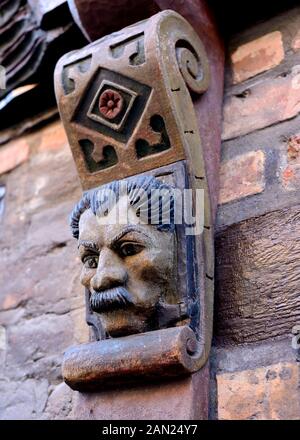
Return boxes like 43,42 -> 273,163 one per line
99,89 -> 123,119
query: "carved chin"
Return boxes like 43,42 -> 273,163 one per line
99,308 -> 155,337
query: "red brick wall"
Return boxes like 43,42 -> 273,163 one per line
0,7 -> 299,420
213,6 -> 300,420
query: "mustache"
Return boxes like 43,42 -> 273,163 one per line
90,287 -> 134,313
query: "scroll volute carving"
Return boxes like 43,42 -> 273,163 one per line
55,10 -> 215,390
54,10 -> 210,189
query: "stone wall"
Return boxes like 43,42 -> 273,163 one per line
0,122 -> 86,419
0,6 -> 299,420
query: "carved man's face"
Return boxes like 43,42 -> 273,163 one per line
78,196 -> 176,337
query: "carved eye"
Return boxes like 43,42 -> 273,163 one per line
118,242 -> 144,258
83,255 -> 98,269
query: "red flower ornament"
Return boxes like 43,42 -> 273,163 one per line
99,89 -> 123,119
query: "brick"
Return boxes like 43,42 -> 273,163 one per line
25,201 -> 75,254
0,138 -> 29,175
43,382 -> 73,420
0,200 -> 83,316
23,150 -> 80,213
222,65 -> 300,140
292,29 -> 300,52
36,121 -> 68,152
5,314 -> 74,382
0,326 -> 6,350
280,134 -> 300,190
71,307 -> 90,345
217,362 -> 300,420
231,31 -> 284,84
0,325 -> 6,365
218,151 -> 265,205
0,147 -> 80,250
0,379 -> 48,420
0,308 -> 25,327
0,241 -> 82,317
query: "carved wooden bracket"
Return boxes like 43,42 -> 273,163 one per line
55,10 -> 215,391
55,10 -> 210,189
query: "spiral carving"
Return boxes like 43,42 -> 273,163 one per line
176,41 -> 209,94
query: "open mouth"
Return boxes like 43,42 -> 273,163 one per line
90,287 -> 133,312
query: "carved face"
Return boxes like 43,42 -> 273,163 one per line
78,197 -> 177,337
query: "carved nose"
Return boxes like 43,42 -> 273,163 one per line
91,248 -> 127,291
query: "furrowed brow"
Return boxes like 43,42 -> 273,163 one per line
78,240 -> 99,252
109,226 -> 150,248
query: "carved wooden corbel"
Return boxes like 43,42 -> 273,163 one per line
55,10 -> 215,391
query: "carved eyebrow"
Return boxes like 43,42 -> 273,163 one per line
108,226 -> 150,248
78,240 -> 99,252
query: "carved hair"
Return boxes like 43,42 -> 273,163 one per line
70,175 -> 176,239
